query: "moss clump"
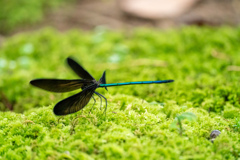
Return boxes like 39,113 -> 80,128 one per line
0,97 -> 239,159
0,27 -> 240,159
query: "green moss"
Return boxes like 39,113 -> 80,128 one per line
0,27 -> 240,159
223,103 -> 240,119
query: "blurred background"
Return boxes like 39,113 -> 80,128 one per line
0,1 -> 240,159
0,0 -> 240,113
1,0 -> 240,36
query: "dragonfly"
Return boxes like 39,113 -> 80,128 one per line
30,57 -> 174,116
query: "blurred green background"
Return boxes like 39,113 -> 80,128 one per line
0,0 -> 71,33
0,0 -> 240,159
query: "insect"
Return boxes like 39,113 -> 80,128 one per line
30,57 -> 174,116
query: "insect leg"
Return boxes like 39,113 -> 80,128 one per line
95,91 -> 102,110
95,92 -> 107,116
89,96 -> 96,114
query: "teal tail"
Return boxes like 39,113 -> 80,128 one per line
99,80 -> 174,87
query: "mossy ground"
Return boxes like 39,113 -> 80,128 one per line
0,27 -> 240,159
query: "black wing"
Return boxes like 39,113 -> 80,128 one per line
99,71 -> 106,84
53,84 -> 98,115
67,57 -> 95,80
99,71 -> 108,91
30,79 -> 93,92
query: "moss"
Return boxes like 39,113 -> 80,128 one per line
0,27 -> 240,159
223,103 -> 240,119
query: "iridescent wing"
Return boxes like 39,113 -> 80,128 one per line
67,57 -> 95,80
30,79 -> 93,92
53,84 -> 98,115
